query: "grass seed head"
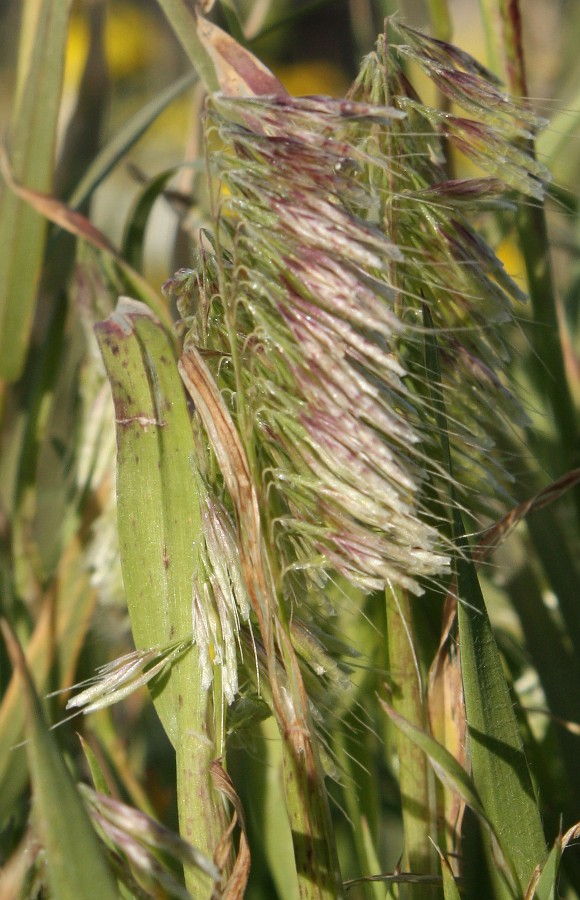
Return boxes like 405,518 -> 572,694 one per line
169,22 -> 548,704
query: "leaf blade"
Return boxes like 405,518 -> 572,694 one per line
0,619 -> 118,900
456,540 -> 547,895
0,0 -> 72,380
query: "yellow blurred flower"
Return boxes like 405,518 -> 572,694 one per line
65,13 -> 89,86
274,60 -> 350,98
496,237 -> 528,291
65,2 -> 161,86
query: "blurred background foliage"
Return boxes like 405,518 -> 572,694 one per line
1,1 -> 580,898
1,0 -> 578,281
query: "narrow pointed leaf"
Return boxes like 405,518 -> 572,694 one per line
69,70 -> 198,211
0,537 -> 97,820
0,619 -> 118,899
441,861 -> 462,900
433,843 -> 462,900
455,540 -> 547,895
78,734 -> 112,797
381,699 -> 520,896
526,841 -> 559,900
381,701 -> 487,821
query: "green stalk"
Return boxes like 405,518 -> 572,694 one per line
276,628 -> 344,900
153,0 -> 219,92
95,300 -> 226,897
517,196 -> 578,468
385,584 -> 437,900
333,726 -> 383,900
477,0 -> 506,76
497,0 -> 578,471
425,0 -> 452,42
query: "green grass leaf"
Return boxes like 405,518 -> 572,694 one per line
0,540 -> 98,821
422,302 -> 547,895
434,844 -> 462,900
456,543 -> 547,896
78,734 -> 112,797
68,70 -> 198,211
121,165 -> 191,273
0,0 -> 72,381
0,619 -> 118,899
527,840 -> 560,900
381,701 -> 487,825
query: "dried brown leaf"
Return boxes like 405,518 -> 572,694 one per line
1,142 -> 118,255
427,595 -> 466,861
195,17 -> 287,97
178,347 -> 270,634
210,760 -> 250,900
475,467 -> 580,561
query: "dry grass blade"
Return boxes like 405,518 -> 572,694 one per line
427,595 -> 467,862
179,347 -> 271,639
343,871 -> 444,888
475,468 -> 580,562
1,145 -> 172,327
195,16 -> 287,96
210,760 -> 250,899
0,143 -> 118,255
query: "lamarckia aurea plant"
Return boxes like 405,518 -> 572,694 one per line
35,15 -> 566,900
